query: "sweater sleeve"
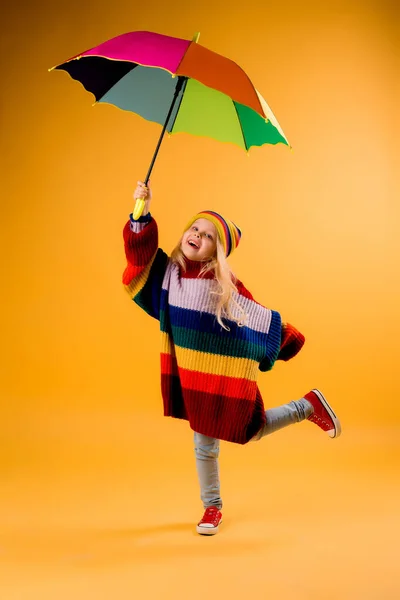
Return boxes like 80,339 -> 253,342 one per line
277,322 -> 305,361
235,279 -> 282,372
122,213 -> 169,320
235,280 -> 304,370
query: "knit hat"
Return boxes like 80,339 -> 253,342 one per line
184,210 -> 242,257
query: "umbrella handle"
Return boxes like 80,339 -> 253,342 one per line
133,198 -> 145,220
131,77 -> 188,222
131,77 -> 187,222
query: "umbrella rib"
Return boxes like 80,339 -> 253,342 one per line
232,101 -> 248,152
167,77 -> 188,132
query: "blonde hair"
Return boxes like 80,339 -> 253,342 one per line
170,236 -> 248,331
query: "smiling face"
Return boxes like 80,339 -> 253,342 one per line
181,218 -> 218,261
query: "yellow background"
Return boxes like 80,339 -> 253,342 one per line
1,0 -> 399,598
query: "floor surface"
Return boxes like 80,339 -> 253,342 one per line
2,409 -> 399,599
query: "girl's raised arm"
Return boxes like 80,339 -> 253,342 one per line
122,180 -> 168,320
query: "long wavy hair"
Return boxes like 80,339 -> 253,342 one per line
170,235 -> 248,331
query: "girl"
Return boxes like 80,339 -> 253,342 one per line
123,181 -> 341,536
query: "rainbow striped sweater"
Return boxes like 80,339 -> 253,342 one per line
123,213 -> 305,444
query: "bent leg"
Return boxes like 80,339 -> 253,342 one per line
252,398 -> 313,441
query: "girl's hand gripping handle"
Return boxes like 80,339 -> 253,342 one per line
133,180 -> 152,219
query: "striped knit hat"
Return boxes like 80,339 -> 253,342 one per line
184,210 -> 242,257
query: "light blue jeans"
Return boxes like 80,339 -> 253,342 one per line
194,398 -> 313,510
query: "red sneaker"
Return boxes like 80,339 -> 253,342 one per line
196,507 -> 223,535
304,389 -> 341,438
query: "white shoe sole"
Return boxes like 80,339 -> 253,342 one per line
196,521 -> 222,536
312,389 -> 342,438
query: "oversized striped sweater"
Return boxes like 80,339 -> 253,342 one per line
123,213 -> 305,444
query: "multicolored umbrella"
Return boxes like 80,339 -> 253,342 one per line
50,30 -> 290,217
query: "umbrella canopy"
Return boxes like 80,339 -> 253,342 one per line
51,30 -> 290,151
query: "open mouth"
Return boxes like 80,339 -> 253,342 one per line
187,239 -> 200,249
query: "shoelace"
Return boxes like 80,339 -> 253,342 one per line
200,507 -> 221,525
310,414 -> 331,430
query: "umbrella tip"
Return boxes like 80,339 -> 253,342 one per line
192,32 -> 200,43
